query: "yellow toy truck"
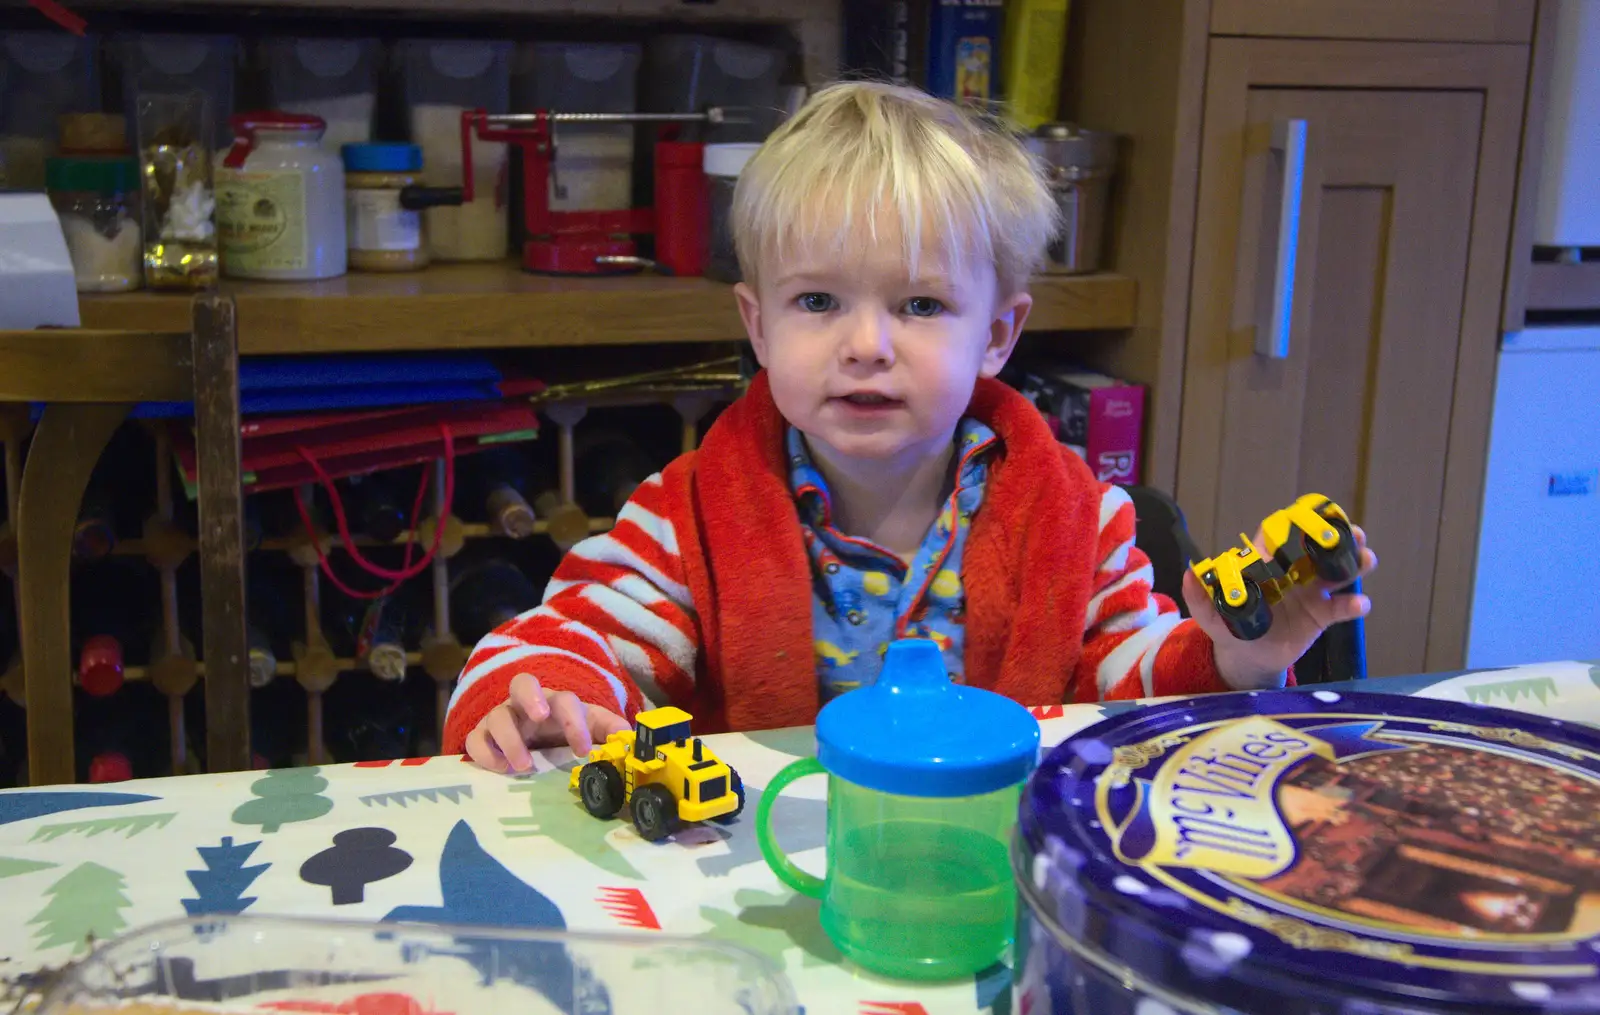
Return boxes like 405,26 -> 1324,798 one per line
1190,494 -> 1361,641
569,706 -> 745,842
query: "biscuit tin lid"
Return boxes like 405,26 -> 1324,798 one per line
1019,690 -> 1600,1013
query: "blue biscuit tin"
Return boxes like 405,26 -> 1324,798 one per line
1013,690 -> 1600,1014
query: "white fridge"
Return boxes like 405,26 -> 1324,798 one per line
1467,0 -> 1600,668
1467,326 -> 1600,668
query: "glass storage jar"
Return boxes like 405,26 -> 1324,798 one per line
46,155 -> 143,292
342,142 -> 428,272
217,110 -> 346,281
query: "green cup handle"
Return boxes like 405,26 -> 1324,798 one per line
754,756 -> 826,899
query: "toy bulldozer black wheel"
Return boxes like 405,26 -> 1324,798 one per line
578,762 -> 624,819
712,771 -> 745,825
1303,516 -> 1360,584
631,784 -> 681,842
1215,581 -> 1272,642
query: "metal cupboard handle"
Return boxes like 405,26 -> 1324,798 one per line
1257,117 -> 1307,359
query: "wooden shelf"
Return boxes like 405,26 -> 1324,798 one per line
77,262 -> 1138,355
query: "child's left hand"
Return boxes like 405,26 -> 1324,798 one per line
1181,525 -> 1378,690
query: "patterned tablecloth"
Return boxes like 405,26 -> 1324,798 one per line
1,660 -> 1597,1015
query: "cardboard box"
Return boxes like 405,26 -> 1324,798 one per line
925,0 -> 1003,104
1006,364 -> 1146,484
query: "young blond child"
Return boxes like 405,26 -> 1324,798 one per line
446,82 -> 1377,771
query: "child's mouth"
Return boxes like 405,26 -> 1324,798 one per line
835,392 -> 903,411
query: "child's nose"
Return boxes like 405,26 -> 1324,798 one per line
839,308 -> 895,366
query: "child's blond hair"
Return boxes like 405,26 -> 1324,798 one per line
731,81 -> 1058,298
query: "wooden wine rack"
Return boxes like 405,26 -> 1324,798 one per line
1,385 -> 736,779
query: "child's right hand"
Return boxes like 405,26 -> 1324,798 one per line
463,672 -> 630,774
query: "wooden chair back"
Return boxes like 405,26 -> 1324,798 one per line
0,294 -> 249,785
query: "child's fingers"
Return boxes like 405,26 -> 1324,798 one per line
1313,590 -> 1371,628
508,672 -> 552,725
463,726 -> 509,774
486,706 -> 535,773
1180,569 -> 1220,621
590,707 -> 630,740
549,691 -> 595,756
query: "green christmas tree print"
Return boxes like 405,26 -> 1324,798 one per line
29,863 -> 131,953
232,768 -> 333,834
0,856 -> 56,878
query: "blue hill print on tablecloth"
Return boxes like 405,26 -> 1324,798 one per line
384,820 -> 609,1015
0,791 -> 157,826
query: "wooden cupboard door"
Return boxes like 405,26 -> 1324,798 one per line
1208,0 -> 1535,44
1180,89 -> 1482,678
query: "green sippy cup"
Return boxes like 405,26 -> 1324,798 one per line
754,638 -> 1041,981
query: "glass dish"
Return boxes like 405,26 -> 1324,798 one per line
33,914 -> 798,1015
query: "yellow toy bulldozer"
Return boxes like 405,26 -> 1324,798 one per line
1190,494 -> 1361,641
569,706 -> 745,842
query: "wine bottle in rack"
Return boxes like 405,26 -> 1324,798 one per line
250,678 -> 307,769
575,430 -> 660,517
72,560 -> 159,698
364,589 -> 422,682
73,469 -> 119,561
448,556 -> 542,647
75,684 -> 168,782
343,471 -> 412,544
324,671 -> 419,763
73,424 -> 154,562
246,563 -> 296,688
459,446 -> 538,539
256,487 -> 332,547
319,582 -> 420,681
242,494 -> 264,551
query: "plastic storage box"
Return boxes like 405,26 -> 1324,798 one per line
0,32 -> 99,190
512,42 -> 639,213
640,35 -> 785,144
1014,690 -> 1600,1014
259,38 -> 380,152
115,34 -> 238,148
397,39 -> 513,262
34,914 -> 799,1015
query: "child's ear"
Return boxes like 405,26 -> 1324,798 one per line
734,282 -> 769,367
980,291 -> 1033,378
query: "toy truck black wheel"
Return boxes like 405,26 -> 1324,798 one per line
1303,516 -> 1360,584
578,762 -> 625,819
712,771 -> 745,825
631,784 -> 681,842
1215,582 -> 1272,642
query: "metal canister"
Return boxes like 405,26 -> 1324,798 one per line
1026,123 -> 1116,275
1012,690 -> 1600,1014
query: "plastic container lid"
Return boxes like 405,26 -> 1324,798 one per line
1018,689 -> 1600,1014
343,142 -> 424,173
814,637 -> 1039,798
230,109 -> 327,135
45,155 -> 139,193
703,142 -> 761,178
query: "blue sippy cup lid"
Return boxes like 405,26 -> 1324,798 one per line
814,638 -> 1041,798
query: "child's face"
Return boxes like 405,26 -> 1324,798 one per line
735,231 -> 1031,470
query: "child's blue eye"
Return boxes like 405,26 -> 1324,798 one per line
798,293 -> 837,313
904,297 -> 944,318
